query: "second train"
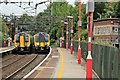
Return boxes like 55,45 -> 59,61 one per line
33,32 -> 50,53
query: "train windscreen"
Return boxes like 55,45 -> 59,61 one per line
16,35 -> 19,42
39,34 -> 45,42
35,36 -> 39,42
25,35 -> 29,42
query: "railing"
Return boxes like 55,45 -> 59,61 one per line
63,40 -> 120,79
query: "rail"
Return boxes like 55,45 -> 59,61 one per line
22,47 -> 52,79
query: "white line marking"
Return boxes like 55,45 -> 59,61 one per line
52,56 -> 59,58
0,46 -> 15,54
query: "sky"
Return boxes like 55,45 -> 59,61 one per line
0,0 -> 88,16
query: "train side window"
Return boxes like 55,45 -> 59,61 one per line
25,35 -> 29,42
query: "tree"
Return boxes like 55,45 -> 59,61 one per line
48,1 -> 72,39
93,2 -> 119,19
19,14 -> 33,24
115,1 -> 120,18
102,2 -> 116,18
93,2 -> 106,19
0,18 -> 3,43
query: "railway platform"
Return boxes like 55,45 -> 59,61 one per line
28,48 -> 98,79
0,46 -> 15,54
53,48 -> 86,78
52,48 -> 97,78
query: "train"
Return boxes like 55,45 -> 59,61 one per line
13,32 -> 32,54
33,32 -> 50,53
13,32 -> 50,54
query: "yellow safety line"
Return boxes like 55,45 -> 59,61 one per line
57,48 -> 64,79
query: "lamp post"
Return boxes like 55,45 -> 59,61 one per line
86,0 -> 94,80
10,22 -> 13,46
67,16 -> 73,54
64,21 -> 68,50
9,13 -> 14,46
3,18 -> 7,47
77,0 -> 82,64
61,20 -> 64,48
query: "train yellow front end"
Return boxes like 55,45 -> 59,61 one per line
14,32 -> 32,54
33,32 -> 50,53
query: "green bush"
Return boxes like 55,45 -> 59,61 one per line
50,39 -> 55,45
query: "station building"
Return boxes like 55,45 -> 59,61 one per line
93,18 -> 120,48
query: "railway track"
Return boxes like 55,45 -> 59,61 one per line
1,55 -> 25,68
1,55 -> 16,62
1,47 -> 51,80
0,54 -> 15,62
2,54 -> 38,79
0,54 -> 16,68
13,54 -> 47,79
1,52 -> 50,80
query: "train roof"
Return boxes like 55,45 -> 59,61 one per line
35,32 -> 48,36
15,32 -> 29,36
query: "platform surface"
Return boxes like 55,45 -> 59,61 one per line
0,46 -> 15,54
52,48 -> 87,78
29,48 -> 98,79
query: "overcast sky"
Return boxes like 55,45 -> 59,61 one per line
0,0 -> 88,16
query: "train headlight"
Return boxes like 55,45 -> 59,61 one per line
36,42 -> 39,46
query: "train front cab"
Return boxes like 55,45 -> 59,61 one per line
14,33 -> 31,54
33,33 -> 47,53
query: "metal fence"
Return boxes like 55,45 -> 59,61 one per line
63,40 -> 120,79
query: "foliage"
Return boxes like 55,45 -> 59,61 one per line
94,2 -> 120,19
0,18 -> 2,32
115,1 -> 120,18
18,14 -> 33,24
102,2 -> 116,18
45,1 -> 88,41
0,31 -> 3,40
94,2 -> 106,19
0,17 -> 10,40
48,1 -> 73,39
